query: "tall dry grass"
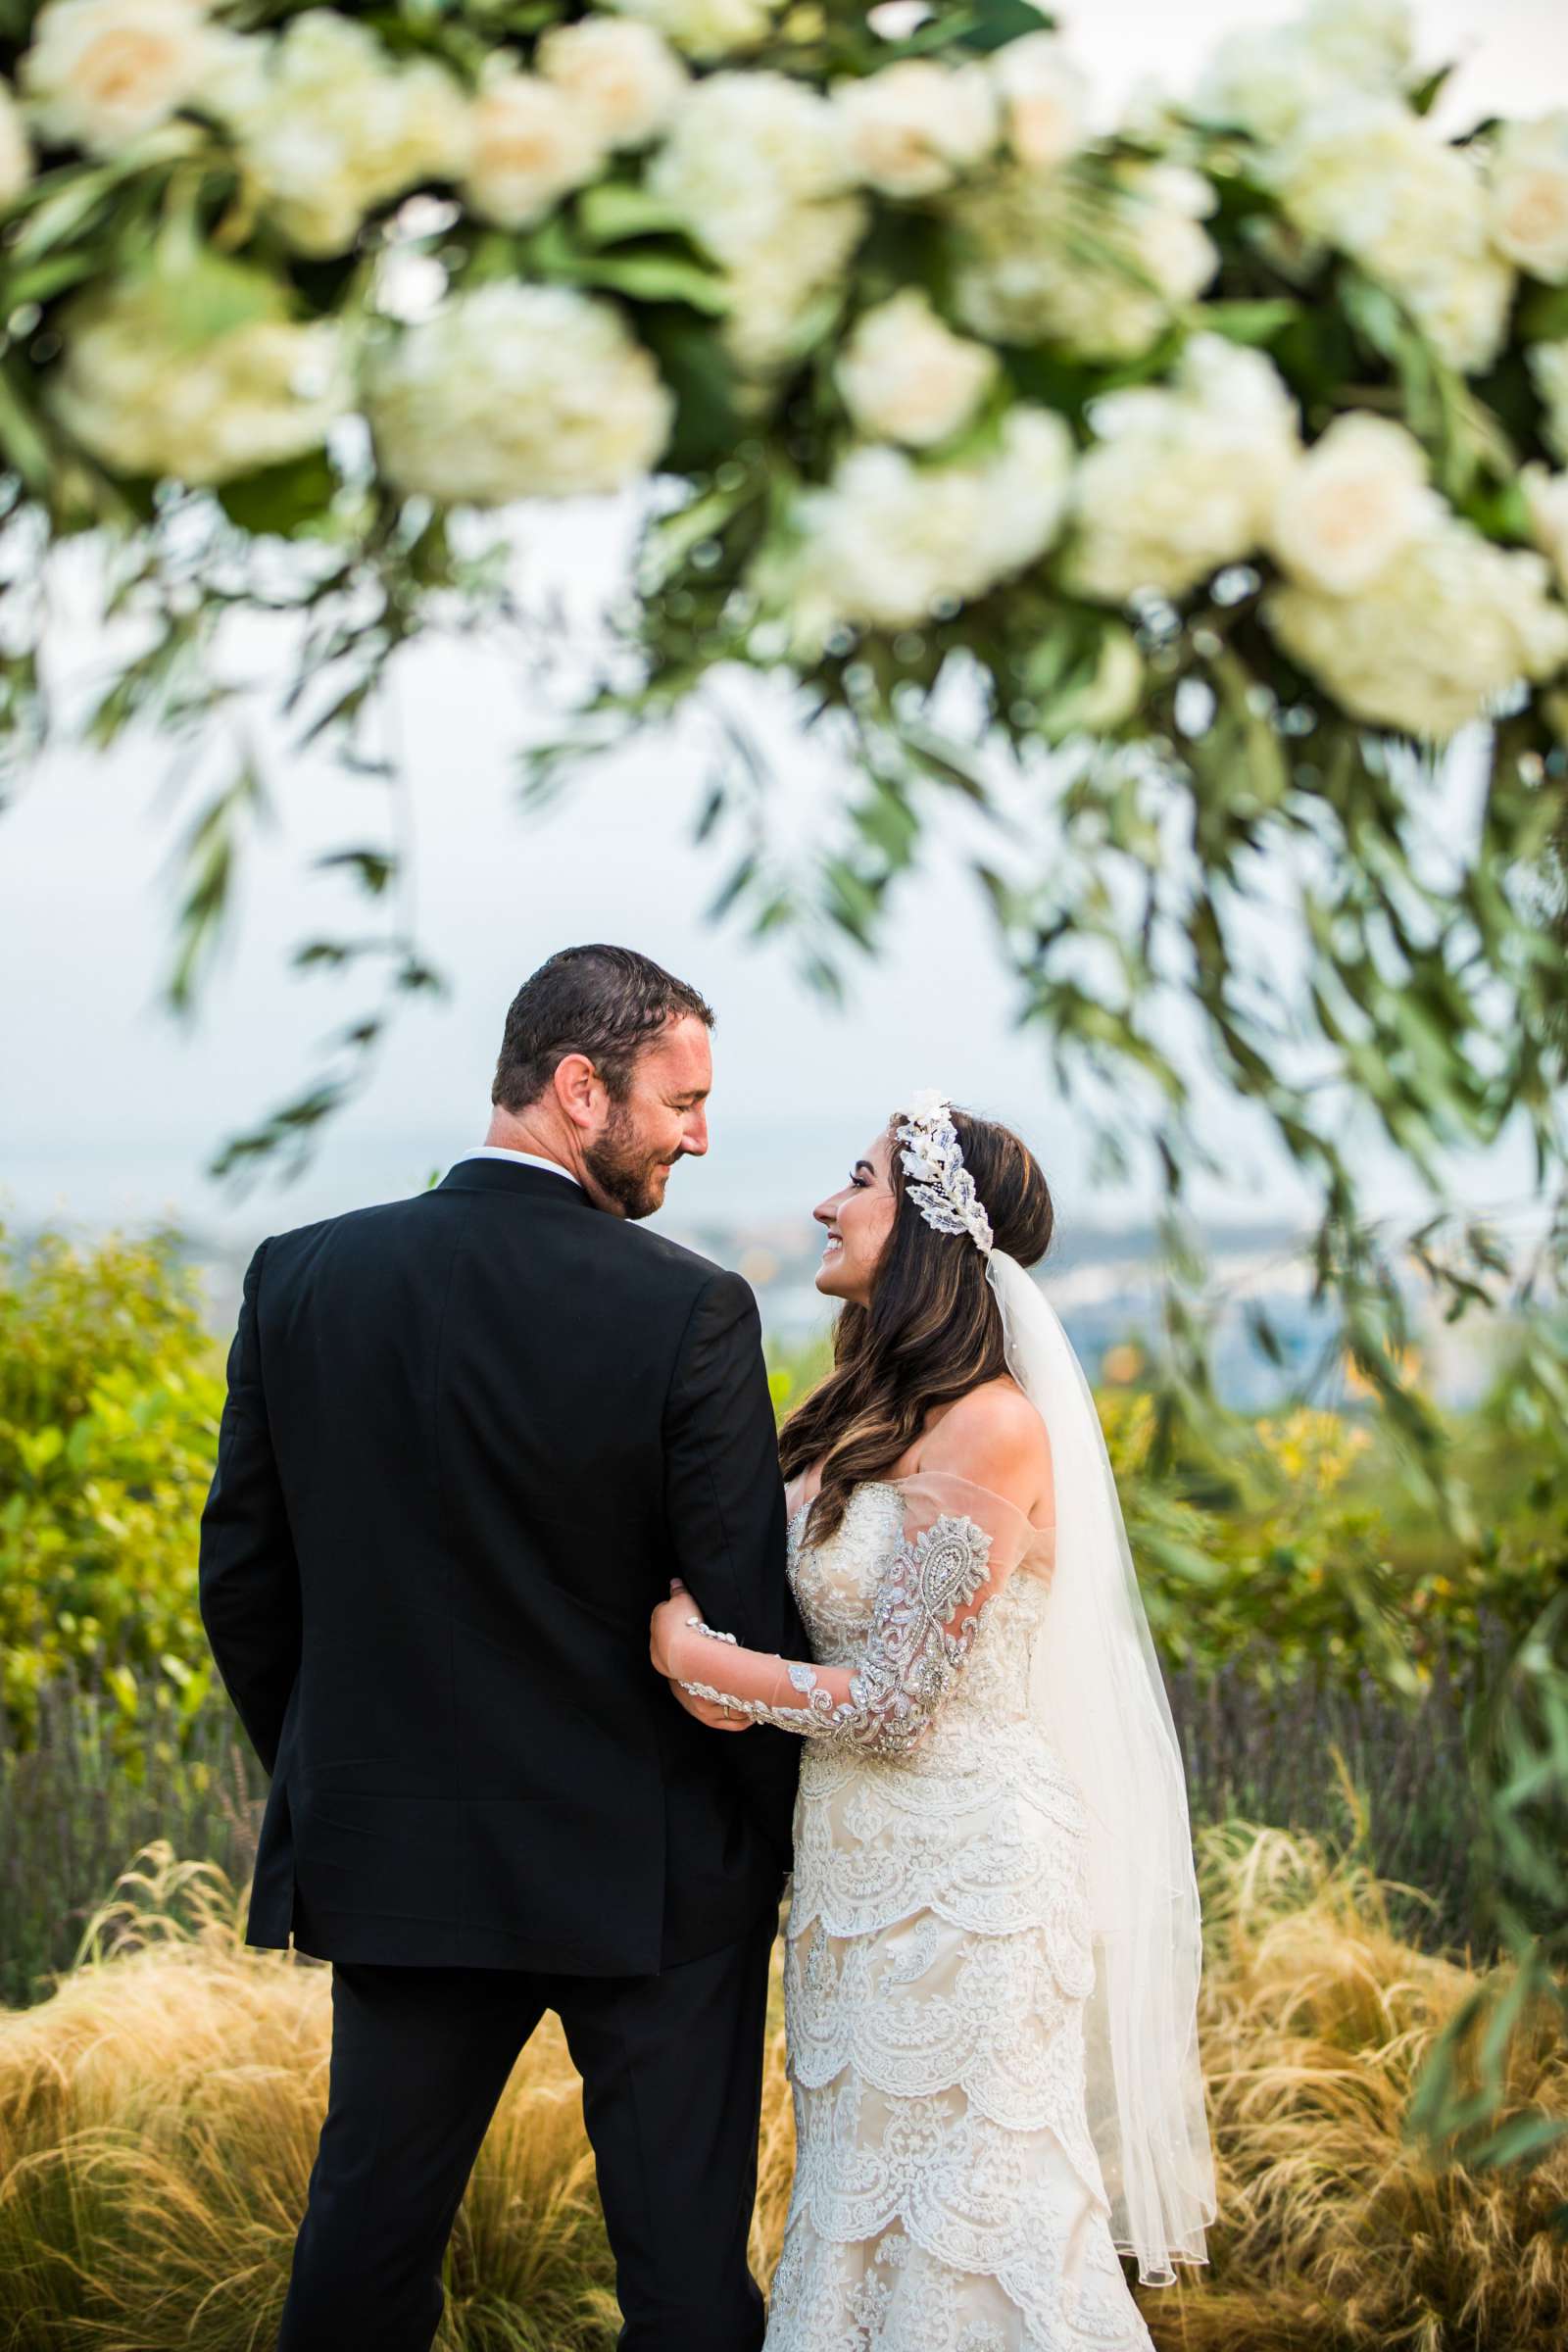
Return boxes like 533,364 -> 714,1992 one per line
1,1832 -> 1563,2352
1157,1822 -> 1568,2352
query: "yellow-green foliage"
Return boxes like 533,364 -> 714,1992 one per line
1,1834 -> 1563,2352
768,1325 -> 1564,1699
0,1228 -> 224,1750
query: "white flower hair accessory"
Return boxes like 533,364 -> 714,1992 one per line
894,1092 -> 994,1254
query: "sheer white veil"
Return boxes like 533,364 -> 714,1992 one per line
893,1091 -> 1214,2285
987,1246 -> 1216,2284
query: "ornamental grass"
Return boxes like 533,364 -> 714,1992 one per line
1,1832 -> 1564,2352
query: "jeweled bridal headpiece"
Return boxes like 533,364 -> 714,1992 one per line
894,1091 -> 994,1255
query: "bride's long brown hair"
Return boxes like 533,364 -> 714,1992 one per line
779,1107 -> 1055,1543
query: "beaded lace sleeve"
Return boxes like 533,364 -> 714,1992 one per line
666,1476 -> 1050,1757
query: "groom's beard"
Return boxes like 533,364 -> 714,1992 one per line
585,1103 -> 680,1221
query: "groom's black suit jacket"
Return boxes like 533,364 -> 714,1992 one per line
199,1155 -> 805,1976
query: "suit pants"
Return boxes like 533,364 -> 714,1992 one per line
275,1906 -> 778,2352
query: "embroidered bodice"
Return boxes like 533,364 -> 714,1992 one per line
790,1481 -> 1054,1738
669,1470 -> 1057,1759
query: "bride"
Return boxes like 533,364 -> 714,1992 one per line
651,1096 -> 1216,2351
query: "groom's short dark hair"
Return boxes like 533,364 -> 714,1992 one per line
492,945 -> 715,1111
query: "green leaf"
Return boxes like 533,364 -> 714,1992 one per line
1200,299 -> 1303,346
6,164 -> 122,266
0,362 -> 54,493
574,181 -> 696,248
568,248 -> 731,314
1519,283 -> 1568,345
639,309 -> 744,472
951,0 -> 1059,54
218,449 -> 338,538
1407,63 -> 1456,118
317,848 -> 396,897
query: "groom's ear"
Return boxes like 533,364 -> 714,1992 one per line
553,1052 -> 609,1132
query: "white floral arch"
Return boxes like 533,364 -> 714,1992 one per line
1,0 -> 1566,1279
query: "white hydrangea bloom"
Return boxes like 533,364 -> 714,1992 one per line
1194,0 -> 1415,144
1531,340 -> 1568,466
833,58 -> 998,200
1268,412 -> 1442,595
1271,97 -> 1515,373
51,275 -> 347,485
989,30 -> 1090,176
603,0 -> 774,64
463,65 -> 607,229
648,70 -> 851,263
1266,519 -> 1568,739
1064,336 -> 1300,604
648,69 -> 860,375
1488,113 -> 1568,286
721,195 -> 867,374
835,289 -> 997,447
214,11 -> 467,258
0,77 -> 32,207
947,160 -> 1216,360
367,283 -> 673,507
535,15 -> 689,151
21,0 -> 235,157
771,404 -> 1073,647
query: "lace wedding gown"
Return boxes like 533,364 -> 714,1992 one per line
673,1469 -> 1154,2352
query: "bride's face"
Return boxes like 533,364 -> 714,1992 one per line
813,1130 -> 898,1307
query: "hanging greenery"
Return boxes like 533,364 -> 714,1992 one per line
0,0 -> 1565,1235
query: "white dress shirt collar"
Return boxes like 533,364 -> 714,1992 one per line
453,1145 -> 582,1190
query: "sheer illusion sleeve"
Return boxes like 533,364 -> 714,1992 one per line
664,1471 -> 1054,1756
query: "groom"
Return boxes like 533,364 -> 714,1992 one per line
199,943 -> 805,2352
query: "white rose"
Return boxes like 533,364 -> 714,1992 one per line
1194,26 -> 1336,146
1269,413 -> 1440,595
0,78 -> 32,208
535,15 -> 688,150
368,283 -> 673,506
722,195 -> 867,374
1272,98 -> 1515,373
50,271 -> 346,485
1265,517 -> 1568,739
1530,340 -> 1568,466
948,160 -> 1216,360
215,12 -> 467,258
990,31 -> 1089,176
768,403 -> 1072,648
1064,336 -> 1299,603
833,59 -> 997,200
649,71 -> 849,264
464,67 -> 606,229
602,0 -> 774,64
1523,464 -> 1568,595
981,406 -> 1079,578
1488,114 -> 1568,285
21,0 -> 226,156
1299,0 -> 1415,86
1193,0 -> 1414,144
835,289 -> 996,447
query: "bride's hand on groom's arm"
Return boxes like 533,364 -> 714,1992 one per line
671,1681 -> 753,1731
651,1581 -> 752,1732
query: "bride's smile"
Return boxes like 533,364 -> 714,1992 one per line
812,1136 -> 897,1305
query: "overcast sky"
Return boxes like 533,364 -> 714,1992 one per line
2,0 -> 1564,1251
